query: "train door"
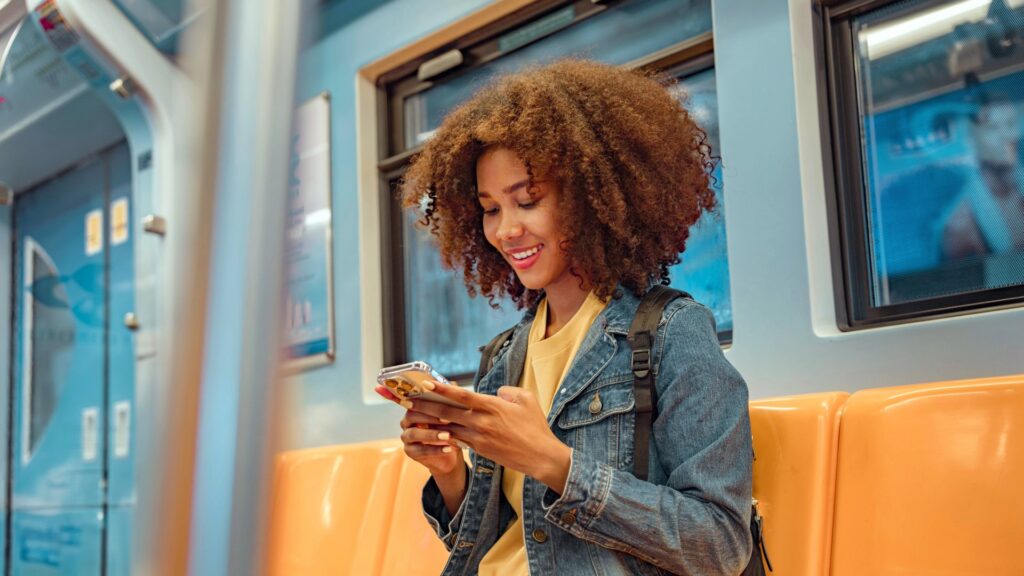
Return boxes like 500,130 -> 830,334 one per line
10,141 -> 134,575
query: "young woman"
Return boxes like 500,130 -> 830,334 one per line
387,59 -> 752,576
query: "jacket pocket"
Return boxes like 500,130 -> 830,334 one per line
556,376 -> 635,428
556,377 -> 635,470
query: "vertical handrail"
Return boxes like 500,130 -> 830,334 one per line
186,0 -> 303,574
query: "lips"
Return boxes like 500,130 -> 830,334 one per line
505,243 -> 543,270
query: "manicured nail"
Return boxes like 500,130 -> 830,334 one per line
455,440 -> 469,449
437,431 -> 450,441
442,446 -> 453,453
422,380 -> 436,391
439,418 -> 451,424
399,400 -> 413,410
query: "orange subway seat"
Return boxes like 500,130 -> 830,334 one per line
379,453 -> 453,576
267,439 -> 405,576
830,374 -> 1024,576
750,392 -> 848,576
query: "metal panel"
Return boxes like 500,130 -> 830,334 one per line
13,154 -> 107,510
106,143 -> 136,508
10,508 -> 103,575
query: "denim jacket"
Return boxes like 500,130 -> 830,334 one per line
422,289 -> 753,575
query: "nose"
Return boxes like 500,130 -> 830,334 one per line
497,212 -> 524,241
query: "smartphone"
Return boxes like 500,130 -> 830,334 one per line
377,361 -> 467,409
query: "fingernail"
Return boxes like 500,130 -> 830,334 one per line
442,446 -> 453,453
455,440 -> 469,449
439,418 -> 451,424
437,431 -> 450,441
422,380 -> 435,391
399,400 -> 413,410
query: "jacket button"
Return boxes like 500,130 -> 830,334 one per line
531,528 -> 548,543
560,511 -> 576,526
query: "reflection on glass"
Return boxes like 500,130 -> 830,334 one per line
403,0 -> 712,149
668,68 -> 732,335
403,211 -> 521,377
856,0 -> 1024,306
24,240 -> 75,460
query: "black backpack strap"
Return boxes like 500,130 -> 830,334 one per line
628,286 -> 771,573
627,285 -> 689,481
476,326 -> 515,388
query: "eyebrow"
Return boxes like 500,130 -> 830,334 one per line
477,178 -> 531,198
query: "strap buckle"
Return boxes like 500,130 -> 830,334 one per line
631,348 -> 651,378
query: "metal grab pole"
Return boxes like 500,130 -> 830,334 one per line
186,0 -> 303,574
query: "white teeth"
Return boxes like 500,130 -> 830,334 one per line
511,245 -> 541,260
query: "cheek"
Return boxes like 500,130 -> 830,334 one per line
482,218 -> 500,248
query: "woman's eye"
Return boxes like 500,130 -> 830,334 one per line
518,201 -> 537,209
482,206 -> 499,216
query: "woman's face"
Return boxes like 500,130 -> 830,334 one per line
477,147 -> 576,295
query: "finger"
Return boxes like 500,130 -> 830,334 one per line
408,398 -> 473,425
375,385 -> 399,402
402,426 -> 455,446
496,386 -> 525,404
400,411 -> 449,429
403,443 -> 457,459
426,381 -> 496,411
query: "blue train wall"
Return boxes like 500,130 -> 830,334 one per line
282,0 -> 1024,451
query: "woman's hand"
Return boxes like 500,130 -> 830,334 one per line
381,384 -> 468,516
398,406 -> 463,476
405,381 -> 572,494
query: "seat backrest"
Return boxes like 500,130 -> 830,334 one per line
267,439 -> 405,576
379,454 -> 452,576
750,391 -> 848,576
830,375 -> 1024,576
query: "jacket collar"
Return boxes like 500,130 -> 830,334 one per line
489,286 -> 646,420
511,285 -> 643,337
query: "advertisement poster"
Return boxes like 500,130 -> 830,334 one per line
284,93 -> 334,369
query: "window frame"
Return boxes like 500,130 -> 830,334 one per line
375,0 -> 721,381
819,0 -> 1024,330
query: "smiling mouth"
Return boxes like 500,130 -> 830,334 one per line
509,244 -> 543,261
505,244 -> 544,270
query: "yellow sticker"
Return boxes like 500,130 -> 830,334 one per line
86,209 -> 103,255
112,198 -> 129,245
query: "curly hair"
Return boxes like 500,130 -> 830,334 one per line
400,59 -> 717,309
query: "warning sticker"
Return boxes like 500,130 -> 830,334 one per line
114,401 -> 130,458
112,198 -> 129,245
85,209 -> 102,255
82,408 -> 98,461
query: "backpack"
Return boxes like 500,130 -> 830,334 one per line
477,285 -> 771,575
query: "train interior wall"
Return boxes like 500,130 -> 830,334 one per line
282,0 -> 1024,451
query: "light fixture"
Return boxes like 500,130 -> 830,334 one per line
863,0 -> 991,60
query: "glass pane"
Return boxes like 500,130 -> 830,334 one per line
403,0 -> 712,149
856,0 -> 1024,306
113,0 -> 194,51
667,67 -> 732,335
403,211 -> 522,377
25,241 -> 76,457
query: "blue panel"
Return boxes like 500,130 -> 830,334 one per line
106,143 -> 137,507
13,154 -> 107,509
105,505 -> 134,576
10,508 -> 103,576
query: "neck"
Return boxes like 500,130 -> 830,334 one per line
543,278 -> 590,337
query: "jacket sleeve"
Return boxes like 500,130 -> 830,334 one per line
541,301 -> 753,576
421,462 -> 471,551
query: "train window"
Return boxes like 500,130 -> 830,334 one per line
379,0 -> 729,380
822,0 -> 1024,328
23,240 -> 75,462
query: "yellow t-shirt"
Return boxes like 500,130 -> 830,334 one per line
478,292 -> 607,576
